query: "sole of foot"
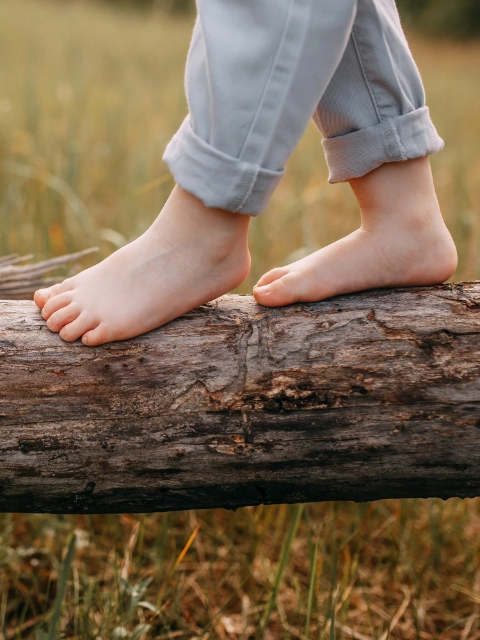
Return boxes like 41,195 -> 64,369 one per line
34,186 -> 251,346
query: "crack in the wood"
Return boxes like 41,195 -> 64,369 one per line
366,309 -> 421,341
2,400 -> 480,430
4,431 -> 474,459
241,320 -> 256,393
170,379 -> 210,411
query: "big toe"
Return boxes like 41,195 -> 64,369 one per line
255,267 -> 289,289
34,281 -> 71,308
254,270 -> 305,307
34,286 -> 56,308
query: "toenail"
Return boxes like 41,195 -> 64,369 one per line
255,285 -> 270,294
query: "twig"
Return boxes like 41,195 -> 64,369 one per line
0,248 -> 98,300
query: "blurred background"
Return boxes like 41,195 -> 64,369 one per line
1,1 -> 480,638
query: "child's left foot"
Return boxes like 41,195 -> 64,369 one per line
254,157 -> 457,306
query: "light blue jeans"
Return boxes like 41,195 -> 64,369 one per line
163,0 -> 443,216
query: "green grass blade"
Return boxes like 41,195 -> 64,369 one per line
304,536 -> 318,639
260,504 -> 304,637
47,533 -> 76,640
329,602 -> 335,640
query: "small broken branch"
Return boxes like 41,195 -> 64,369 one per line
0,248 -> 98,299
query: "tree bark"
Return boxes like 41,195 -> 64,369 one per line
1,283 -> 480,514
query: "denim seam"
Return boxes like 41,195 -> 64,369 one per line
238,0 -> 295,161
383,118 -> 407,161
352,1 -> 398,120
235,0 -> 311,209
350,26 -> 382,125
232,167 -> 260,213
197,16 -> 215,141
239,0 -> 313,167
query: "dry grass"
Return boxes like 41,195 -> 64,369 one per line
2,501 -> 480,639
1,1 -> 480,638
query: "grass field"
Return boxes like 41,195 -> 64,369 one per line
1,1 -> 480,638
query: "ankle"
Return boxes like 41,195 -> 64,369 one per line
146,186 -> 251,285
155,185 -> 251,245
349,158 -> 457,277
145,186 -> 251,271
349,157 -> 441,226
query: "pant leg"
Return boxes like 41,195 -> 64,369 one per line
315,0 -> 443,183
163,0 -> 357,215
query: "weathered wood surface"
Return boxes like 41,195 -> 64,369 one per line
1,283 -> 480,514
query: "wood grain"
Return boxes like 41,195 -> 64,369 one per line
1,283 -> 480,513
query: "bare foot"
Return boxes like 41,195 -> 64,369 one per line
253,157 -> 457,306
35,186 -> 251,345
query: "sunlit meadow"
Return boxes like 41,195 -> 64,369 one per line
1,1 -> 480,638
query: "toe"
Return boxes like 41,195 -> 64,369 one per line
34,278 -> 75,309
42,292 -> 74,320
82,324 -> 110,347
254,270 -> 305,307
46,304 -> 81,333
34,284 -> 61,309
255,267 -> 289,289
59,314 -> 96,343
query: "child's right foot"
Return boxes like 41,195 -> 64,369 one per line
254,157 -> 458,306
34,186 -> 251,346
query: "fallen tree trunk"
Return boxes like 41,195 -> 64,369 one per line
1,283 -> 480,513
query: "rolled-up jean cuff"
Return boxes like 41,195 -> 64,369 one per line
322,106 -> 444,183
163,117 -> 284,216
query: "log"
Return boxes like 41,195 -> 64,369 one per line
1,283 -> 480,514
